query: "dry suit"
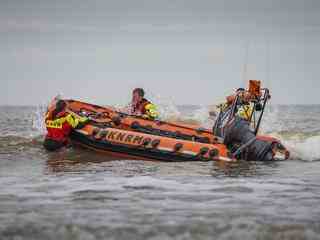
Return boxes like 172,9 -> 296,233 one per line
43,111 -> 88,151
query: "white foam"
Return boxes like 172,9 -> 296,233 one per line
31,104 -> 47,136
151,94 -> 181,120
260,105 -> 286,134
258,105 -> 320,161
283,135 -> 320,161
191,105 -> 217,129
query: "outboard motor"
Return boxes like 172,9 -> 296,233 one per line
223,117 -> 273,161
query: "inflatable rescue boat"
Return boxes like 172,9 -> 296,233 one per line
46,81 -> 289,162
54,100 -> 233,162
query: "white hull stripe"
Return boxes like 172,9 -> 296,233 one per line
216,156 -> 234,162
76,130 -> 89,135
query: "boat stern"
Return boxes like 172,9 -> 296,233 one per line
257,135 -> 290,160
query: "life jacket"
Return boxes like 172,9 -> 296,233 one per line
45,111 -> 80,143
132,98 -> 150,115
237,104 -> 253,121
131,98 -> 159,119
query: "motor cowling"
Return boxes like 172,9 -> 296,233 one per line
223,117 -> 274,161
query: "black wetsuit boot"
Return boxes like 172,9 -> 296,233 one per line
43,138 -> 65,152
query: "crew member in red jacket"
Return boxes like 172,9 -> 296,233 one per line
43,100 -> 88,151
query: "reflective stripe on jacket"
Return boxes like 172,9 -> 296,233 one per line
45,112 -> 86,143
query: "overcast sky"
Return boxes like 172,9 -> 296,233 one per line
1,0 -> 319,106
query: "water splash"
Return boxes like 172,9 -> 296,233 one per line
150,94 -> 181,121
284,135 -> 320,161
260,105 -> 285,134
31,104 -> 47,136
258,105 -> 320,161
191,105 -> 217,129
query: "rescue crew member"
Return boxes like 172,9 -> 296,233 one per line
220,88 -> 254,121
130,88 -> 159,120
214,83 -> 275,161
43,100 -> 89,151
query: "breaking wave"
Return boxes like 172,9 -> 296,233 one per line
261,105 -> 320,161
286,135 -> 320,161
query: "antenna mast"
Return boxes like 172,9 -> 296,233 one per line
242,41 -> 249,87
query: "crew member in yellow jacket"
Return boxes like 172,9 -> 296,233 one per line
130,88 -> 159,120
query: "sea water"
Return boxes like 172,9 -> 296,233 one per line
0,105 -> 319,240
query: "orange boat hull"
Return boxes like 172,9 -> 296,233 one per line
59,99 -> 234,162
